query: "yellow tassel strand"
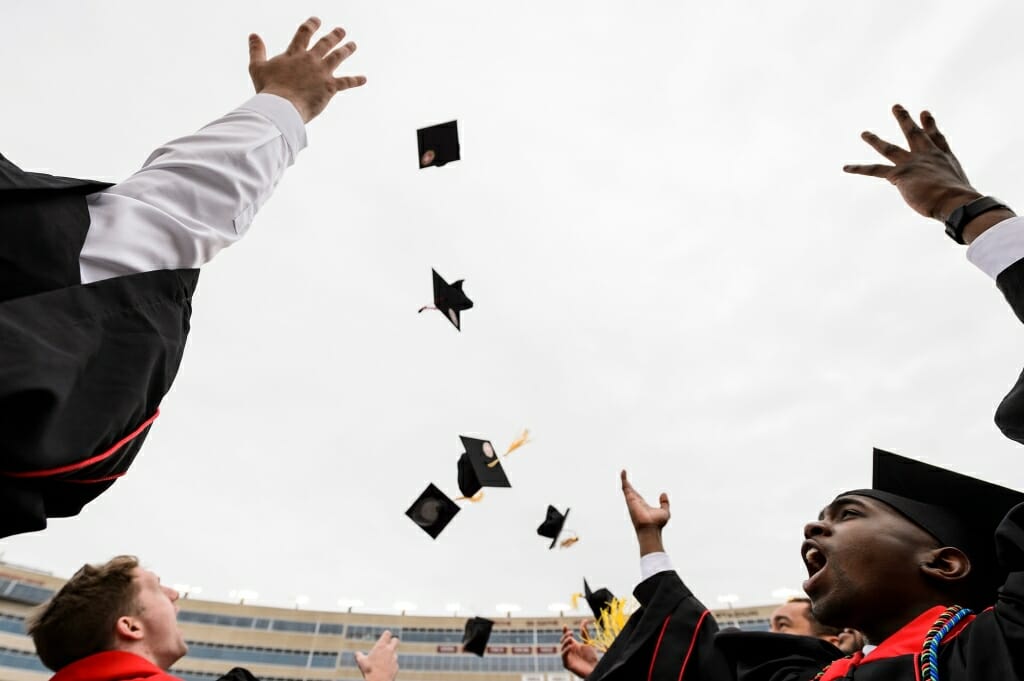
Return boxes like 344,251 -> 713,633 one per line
487,428 -> 531,468
559,534 -> 580,548
580,597 -> 634,653
455,491 -> 485,503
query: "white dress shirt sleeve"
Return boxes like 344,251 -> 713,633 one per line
966,215 -> 1024,280
640,552 -> 674,580
79,93 -> 307,284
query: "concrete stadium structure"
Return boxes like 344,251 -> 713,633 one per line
0,562 -> 777,681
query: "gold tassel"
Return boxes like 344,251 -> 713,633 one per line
487,429 -> 531,468
454,491 -> 485,503
580,597 -> 633,653
559,533 -> 580,548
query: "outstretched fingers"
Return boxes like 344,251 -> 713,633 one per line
892,104 -> 933,152
312,26 -> 347,58
860,130 -> 909,163
920,110 -> 952,153
843,163 -> 895,178
287,17 -> 322,54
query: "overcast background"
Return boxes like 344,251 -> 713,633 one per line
3,0 -> 1024,617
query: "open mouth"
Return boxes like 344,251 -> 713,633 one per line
801,541 -> 827,579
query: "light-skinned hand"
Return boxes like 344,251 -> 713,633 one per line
561,624 -> 599,678
355,630 -> 399,681
248,16 -> 367,123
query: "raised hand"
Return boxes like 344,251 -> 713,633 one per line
561,624 -> 599,678
621,470 -> 670,532
248,17 -> 367,123
355,630 -> 399,681
843,105 -> 979,223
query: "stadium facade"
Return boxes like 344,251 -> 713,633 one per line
0,562 -> 776,681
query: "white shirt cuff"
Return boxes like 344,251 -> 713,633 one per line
966,215 -> 1024,280
238,93 -> 308,160
640,552 -> 673,580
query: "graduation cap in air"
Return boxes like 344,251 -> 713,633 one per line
462,616 -> 494,656
537,505 -> 571,549
418,120 -> 460,168
583,579 -> 616,621
457,436 -> 511,498
419,269 -> 473,331
406,483 -> 461,539
839,448 -> 1024,609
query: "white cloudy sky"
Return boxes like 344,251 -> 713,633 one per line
4,0 -> 1024,617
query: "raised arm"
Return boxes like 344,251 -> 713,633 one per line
79,17 -> 366,284
844,105 -> 1024,443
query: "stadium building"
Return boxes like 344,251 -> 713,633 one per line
0,561 -> 777,681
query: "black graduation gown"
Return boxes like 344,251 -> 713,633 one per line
586,570 -> 731,681
0,153 -> 198,538
992,257 -> 1024,444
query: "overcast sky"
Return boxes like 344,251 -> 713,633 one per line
4,0 -> 1024,618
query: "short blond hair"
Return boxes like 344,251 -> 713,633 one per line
26,555 -> 141,671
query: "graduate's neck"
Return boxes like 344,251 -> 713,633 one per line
860,598 -> 948,646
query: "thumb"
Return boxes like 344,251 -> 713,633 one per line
354,651 -> 368,669
248,33 -> 267,65
659,492 -> 670,511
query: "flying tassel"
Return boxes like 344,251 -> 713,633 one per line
559,532 -> 580,548
455,491 -> 485,503
570,593 -> 583,611
487,428 -> 531,468
581,597 -> 634,653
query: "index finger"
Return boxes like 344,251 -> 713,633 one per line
892,104 -> 933,152
287,16 -> 322,54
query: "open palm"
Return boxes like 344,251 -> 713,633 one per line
621,470 -> 670,531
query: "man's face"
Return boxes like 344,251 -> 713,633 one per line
132,568 -> 188,668
801,495 -> 938,638
768,601 -> 816,636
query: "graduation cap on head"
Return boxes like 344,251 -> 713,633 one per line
417,120 -> 460,168
840,448 -> 1024,609
537,505 -> 570,549
583,579 -> 616,621
457,436 -> 511,498
462,616 -> 494,656
406,483 -> 461,539
419,269 -> 473,331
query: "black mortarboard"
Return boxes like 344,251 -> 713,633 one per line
462,616 -> 493,656
840,448 -> 1024,608
537,505 -> 570,549
583,579 -> 616,620
406,484 -> 461,539
420,269 -> 473,331
457,436 -> 511,497
417,120 -> 460,168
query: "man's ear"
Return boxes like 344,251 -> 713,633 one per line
114,615 -> 144,643
920,546 -> 971,583
821,634 -> 841,648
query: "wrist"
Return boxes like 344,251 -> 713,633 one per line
935,189 -> 983,223
257,87 -> 312,123
636,528 -> 665,556
962,208 -> 1017,245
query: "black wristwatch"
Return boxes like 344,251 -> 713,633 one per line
944,196 -> 1012,245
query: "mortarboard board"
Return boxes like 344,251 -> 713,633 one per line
537,505 -> 571,549
419,269 -> 473,331
840,448 -> 1024,608
583,579 -> 616,621
462,616 -> 494,656
417,120 -> 460,168
406,483 -> 461,539
457,436 -> 511,498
